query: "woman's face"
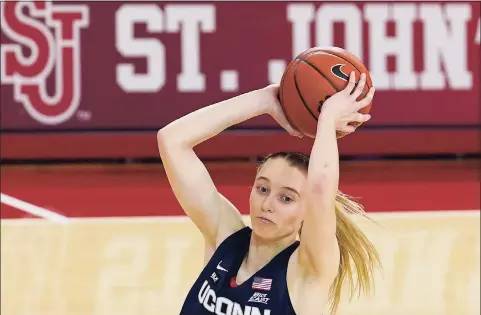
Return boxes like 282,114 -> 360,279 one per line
249,157 -> 307,241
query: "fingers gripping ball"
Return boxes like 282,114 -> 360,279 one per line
278,46 -> 373,138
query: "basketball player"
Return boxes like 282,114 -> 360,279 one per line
157,72 -> 380,315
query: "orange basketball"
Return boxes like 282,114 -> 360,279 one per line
278,47 -> 373,138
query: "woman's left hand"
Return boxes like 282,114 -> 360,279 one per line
262,84 -> 304,138
320,72 -> 375,137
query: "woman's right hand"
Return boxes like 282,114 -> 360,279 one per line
261,84 -> 304,138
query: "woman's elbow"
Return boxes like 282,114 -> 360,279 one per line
157,128 -> 178,153
157,128 -> 169,150
157,128 -> 190,153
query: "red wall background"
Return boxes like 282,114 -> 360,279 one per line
1,160 -> 479,219
1,1 -> 480,159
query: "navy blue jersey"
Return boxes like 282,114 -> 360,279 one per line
179,227 -> 300,315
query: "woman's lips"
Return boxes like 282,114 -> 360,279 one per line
258,217 -> 274,224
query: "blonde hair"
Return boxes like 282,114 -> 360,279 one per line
259,152 -> 381,315
329,191 -> 381,314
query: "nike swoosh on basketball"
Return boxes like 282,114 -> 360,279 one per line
216,261 -> 228,272
331,64 -> 350,81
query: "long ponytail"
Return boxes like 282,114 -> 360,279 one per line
328,191 -> 381,315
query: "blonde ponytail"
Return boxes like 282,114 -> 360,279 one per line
328,191 -> 381,314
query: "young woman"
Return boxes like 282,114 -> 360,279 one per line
157,72 -> 381,315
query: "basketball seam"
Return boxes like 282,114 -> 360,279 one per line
297,56 -> 340,92
293,61 -> 319,122
279,60 -> 301,128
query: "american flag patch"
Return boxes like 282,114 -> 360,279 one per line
252,277 -> 272,291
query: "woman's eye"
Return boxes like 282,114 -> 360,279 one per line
282,196 -> 293,203
258,186 -> 268,193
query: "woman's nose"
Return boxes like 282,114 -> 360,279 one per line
261,196 -> 274,213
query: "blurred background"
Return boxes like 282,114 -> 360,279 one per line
1,1 -> 479,315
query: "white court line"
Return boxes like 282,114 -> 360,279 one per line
0,193 -> 69,223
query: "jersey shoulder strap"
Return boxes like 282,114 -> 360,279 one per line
208,226 -> 252,262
